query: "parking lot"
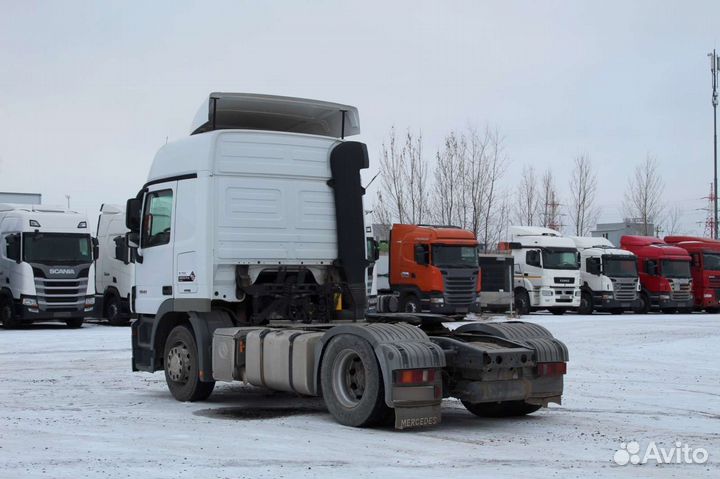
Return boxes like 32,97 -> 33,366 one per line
0,313 -> 718,478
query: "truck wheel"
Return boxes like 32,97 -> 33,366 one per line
163,325 -> 215,402
577,292 -> 593,315
514,291 -> 530,316
549,308 -> 566,316
610,309 -> 624,315
461,400 -> 541,417
706,307 -> 719,314
105,295 -> 129,326
65,318 -> 84,328
0,296 -> 20,329
634,293 -> 650,314
662,308 -> 677,314
321,334 -> 390,427
400,295 -> 421,313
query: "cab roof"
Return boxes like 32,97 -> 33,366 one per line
569,236 -> 633,257
664,235 -> 720,253
391,224 -> 478,244
620,235 -> 690,259
190,92 -> 360,138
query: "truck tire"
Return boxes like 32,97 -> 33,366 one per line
549,308 -> 566,316
706,307 -> 719,314
320,334 -> 390,427
105,295 -> 129,326
399,295 -> 421,313
514,290 -> 530,316
634,293 -> 650,314
163,325 -> 215,402
461,400 -> 541,417
577,292 -> 593,315
662,308 -> 677,314
610,309 -> 624,315
65,318 -> 84,328
0,296 -> 20,329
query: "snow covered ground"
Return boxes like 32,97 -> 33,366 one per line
0,314 -> 718,479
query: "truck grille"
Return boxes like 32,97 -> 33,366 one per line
670,280 -> 692,302
443,275 -> 476,305
708,276 -> 720,288
612,279 -> 638,301
34,277 -> 87,311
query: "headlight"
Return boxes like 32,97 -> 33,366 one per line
704,293 -> 713,298
541,289 -> 554,297
430,297 -> 444,304
85,296 -> 95,305
22,297 -> 37,307
659,294 -> 670,300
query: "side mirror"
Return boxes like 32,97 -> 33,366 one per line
646,261 -> 657,276
372,239 -> 380,262
587,258 -> 601,275
126,197 -> 142,232
114,236 -> 130,265
91,237 -> 99,261
6,234 -> 21,264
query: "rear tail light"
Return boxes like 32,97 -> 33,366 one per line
537,362 -> 567,376
394,368 -> 436,385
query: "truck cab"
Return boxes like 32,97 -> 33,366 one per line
620,235 -> 693,314
95,204 -> 133,325
570,236 -> 640,315
0,204 -> 96,328
503,226 -> 581,315
664,235 -> 720,313
374,224 -> 480,314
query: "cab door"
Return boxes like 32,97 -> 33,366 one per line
134,183 -> 176,314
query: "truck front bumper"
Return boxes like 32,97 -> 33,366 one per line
649,294 -> 694,310
591,293 -> 641,311
421,295 -> 481,315
13,299 -> 92,323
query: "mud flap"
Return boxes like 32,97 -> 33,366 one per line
394,404 -> 442,430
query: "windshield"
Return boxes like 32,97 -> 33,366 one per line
661,259 -> 691,278
431,245 -> 478,268
603,256 -> 638,277
23,233 -> 92,264
541,249 -> 579,270
703,252 -> 720,271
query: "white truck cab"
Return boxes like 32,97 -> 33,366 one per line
570,236 -> 641,315
95,204 -> 133,325
504,226 -> 581,315
0,204 -> 96,328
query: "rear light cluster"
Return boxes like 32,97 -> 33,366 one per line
537,362 -> 567,376
394,368 -> 436,385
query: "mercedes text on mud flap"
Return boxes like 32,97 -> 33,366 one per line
127,93 -> 568,429
0,204 -> 97,328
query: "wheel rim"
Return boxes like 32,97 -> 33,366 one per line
108,301 -> 119,320
404,300 -> 418,313
167,343 -> 191,384
332,349 -> 366,408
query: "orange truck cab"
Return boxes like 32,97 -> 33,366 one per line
376,224 -> 480,314
664,236 -> 720,313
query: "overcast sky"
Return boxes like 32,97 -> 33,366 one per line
1,0 -> 719,234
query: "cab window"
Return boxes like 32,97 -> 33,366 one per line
142,190 -> 173,248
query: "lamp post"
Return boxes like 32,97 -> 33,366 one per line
709,50 -> 719,239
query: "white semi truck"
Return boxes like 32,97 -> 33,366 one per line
570,236 -> 641,315
95,204 -> 133,325
0,204 -> 96,328
503,226 -> 581,315
126,93 -> 568,429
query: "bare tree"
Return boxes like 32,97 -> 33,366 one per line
623,155 -> 665,236
477,128 -> 508,250
539,169 -> 562,230
514,165 -> 541,226
433,131 -> 468,227
663,204 -> 683,235
568,154 -> 599,236
374,127 -> 429,225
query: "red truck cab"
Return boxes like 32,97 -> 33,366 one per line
381,224 -> 480,314
664,236 -> 720,313
620,235 -> 693,313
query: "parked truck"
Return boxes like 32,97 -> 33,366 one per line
373,224 -> 481,314
126,93 -> 568,429
95,204 -> 133,325
477,253 -> 514,313
620,235 -> 693,314
570,236 -> 641,315
0,204 -> 96,328
664,235 -> 720,313
502,226 -> 581,315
